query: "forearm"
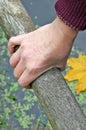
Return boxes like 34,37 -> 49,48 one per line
55,0 -> 86,31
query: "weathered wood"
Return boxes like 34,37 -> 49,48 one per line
0,0 -> 35,38
0,0 -> 86,130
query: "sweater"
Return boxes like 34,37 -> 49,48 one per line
55,0 -> 86,30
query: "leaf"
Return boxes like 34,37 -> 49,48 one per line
64,54 -> 86,94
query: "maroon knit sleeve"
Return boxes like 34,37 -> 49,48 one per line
55,0 -> 86,30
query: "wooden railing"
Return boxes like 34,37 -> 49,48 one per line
0,0 -> 86,130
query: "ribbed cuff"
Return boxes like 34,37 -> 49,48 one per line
55,0 -> 86,30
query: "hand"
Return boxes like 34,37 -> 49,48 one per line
8,17 -> 78,88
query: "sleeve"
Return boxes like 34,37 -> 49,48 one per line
55,0 -> 86,30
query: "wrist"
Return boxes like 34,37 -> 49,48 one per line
52,17 -> 78,41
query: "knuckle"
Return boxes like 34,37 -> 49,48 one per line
21,43 -> 25,50
29,68 -> 35,75
29,66 -> 40,75
25,65 -> 35,76
22,51 -> 28,61
28,60 -> 44,75
9,36 -> 15,43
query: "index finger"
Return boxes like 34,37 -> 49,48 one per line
8,34 -> 26,54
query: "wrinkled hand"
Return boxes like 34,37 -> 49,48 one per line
8,17 -> 78,88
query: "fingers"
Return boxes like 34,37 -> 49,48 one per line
10,48 -> 20,67
8,34 -> 26,54
14,58 -> 26,78
17,63 -> 53,89
18,69 -> 33,88
18,67 -> 45,88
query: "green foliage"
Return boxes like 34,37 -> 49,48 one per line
0,26 -> 51,130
